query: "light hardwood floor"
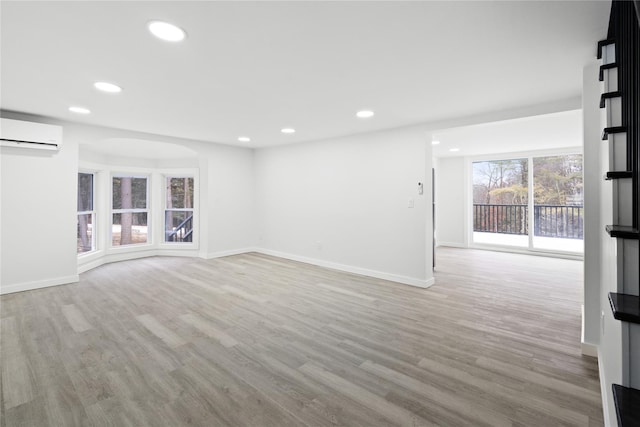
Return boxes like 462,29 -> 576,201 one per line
1,248 -> 603,426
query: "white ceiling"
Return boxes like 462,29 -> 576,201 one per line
82,138 -> 198,160
1,1 -> 609,148
432,109 -> 583,158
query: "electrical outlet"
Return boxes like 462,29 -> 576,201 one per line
316,241 -> 322,251
408,199 -> 414,208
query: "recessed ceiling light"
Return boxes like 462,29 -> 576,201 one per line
432,140 -> 441,145
449,148 -> 460,152
94,81 -> 122,93
148,21 -> 186,42
238,136 -> 251,142
356,110 -> 375,118
69,106 -> 91,114
281,128 -> 296,134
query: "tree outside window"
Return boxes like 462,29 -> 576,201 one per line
533,155 -> 583,239
77,172 -> 95,253
473,159 -> 528,235
112,176 -> 148,246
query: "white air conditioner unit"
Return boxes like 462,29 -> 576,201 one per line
0,118 -> 63,151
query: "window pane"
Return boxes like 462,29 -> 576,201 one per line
166,177 -> 194,209
533,155 -> 583,249
533,155 -> 583,206
165,211 -> 193,242
77,213 -> 93,253
112,212 -> 148,246
472,159 -> 528,243
78,173 -> 93,211
472,159 -> 528,205
113,177 -> 147,209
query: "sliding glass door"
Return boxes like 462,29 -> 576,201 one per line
532,155 -> 583,252
472,153 -> 583,254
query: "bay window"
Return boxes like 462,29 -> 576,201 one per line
112,176 -> 149,246
77,172 -> 95,253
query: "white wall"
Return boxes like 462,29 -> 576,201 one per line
1,99 -> 584,294
0,112 -> 257,292
255,127 -> 432,288
1,110 -> 435,292
203,143 -> 256,258
582,62 -> 603,349
1,115 -> 79,293
434,156 -> 466,247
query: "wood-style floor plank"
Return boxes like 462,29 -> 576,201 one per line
61,304 -> 94,333
359,360 -> 511,427
135,314 -> 187,348
0,248 -> 603,426
1,317 -> 33,410
178,313 -> 238,348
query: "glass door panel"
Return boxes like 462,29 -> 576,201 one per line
532,155 -> 584,253
472,159 -> 528,247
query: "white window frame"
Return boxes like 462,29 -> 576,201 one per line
110,173 -> 151,248
163,175 -> 195,244
77,171 -> 96,255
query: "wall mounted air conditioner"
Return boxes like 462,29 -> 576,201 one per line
0,118 -> 63,151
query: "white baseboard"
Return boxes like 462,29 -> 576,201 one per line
436,241 -> 466,248
78,257 -> 105,274
580,304 -> 599,358
470,243 -> 584,261
20,247 -> 432,294
581,342 -> 598,357
255,248 -> 434,289
597,348 -> 613,427
0,274 -> 79,295
79,248 -> 206,274
205,248 -> 257,259
78,249 -> 160,274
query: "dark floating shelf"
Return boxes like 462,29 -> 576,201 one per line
599,63 -> 618,81
613,384 -> 640,427
597,38 -> 615,59
605,225 -> 640,239
602,126 -> 627,140
605,171 -> 634,180
608,293 -> 640,324
600,91 -> 623,108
